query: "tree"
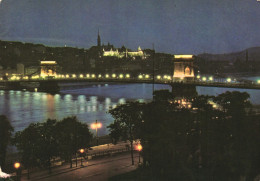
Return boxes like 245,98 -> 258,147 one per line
37,119 -> 58,173
108,102 -> 144,165
0,115 -> 13,170
13,123 -> 41,179
55,116 -> 92,168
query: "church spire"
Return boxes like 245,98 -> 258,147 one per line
97,29 -> 101,47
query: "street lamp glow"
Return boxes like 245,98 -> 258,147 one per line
136,144 -> 142,151
163,75 -> 168,79
98,74 -> 102,78
167,76 -> 171,80
138,75 -> 143,79
227,78 -> 231,83
257,80 -> 260,84
72,74 -> 76,78
197,75 -> 201,79
91,120 -> 102,146
202,77 -> 207,81
145,74 -> 150,79
79,74 -> 83,78
79,149 -> 84,154
91,74 -> 96,78
105,74 -> 109,78
66,74 -> 69,78
157,75 -> 161,79
14,162 -> 21,169
91,122 -> 102,129
86,74 -> 90,78
126,74 -> 130,78
209,76 -> 213,81
112,74 -> 116,78
119,74 -> 123,78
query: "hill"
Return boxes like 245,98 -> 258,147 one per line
197,47 -> 260,62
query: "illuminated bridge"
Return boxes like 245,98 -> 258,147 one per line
0,73 -> 260,94
1,56 -> 260,93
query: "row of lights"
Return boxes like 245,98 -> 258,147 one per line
197,75 -> 236,83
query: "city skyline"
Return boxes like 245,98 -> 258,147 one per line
0,0 -> 259,55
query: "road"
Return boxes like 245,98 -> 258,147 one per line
21,152 -> 140,181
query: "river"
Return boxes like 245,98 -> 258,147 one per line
1,81 -> 260,136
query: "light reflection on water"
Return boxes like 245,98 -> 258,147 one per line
0,82 -> 260,136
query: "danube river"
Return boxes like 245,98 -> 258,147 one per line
1,82 -> 260,136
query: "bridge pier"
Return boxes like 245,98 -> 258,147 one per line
0,81 -> 25,90
170,82 -> 197,98
38,81 -> 60,94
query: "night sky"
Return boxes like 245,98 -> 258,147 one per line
0,0 -> 259,54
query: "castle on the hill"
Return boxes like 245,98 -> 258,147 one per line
97,30 -> 147,59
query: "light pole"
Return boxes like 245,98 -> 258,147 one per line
14,162 -> 21,181
79,149 -> 84,166
91,120 -> 102,145
136,144 -> 143,164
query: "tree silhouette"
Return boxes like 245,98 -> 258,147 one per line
0,115 -> 13,170
108,101 -> 144,165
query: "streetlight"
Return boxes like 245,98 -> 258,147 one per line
91,120 -> 102,145
14,162 -> 21,181
136,144 -> 142,164
79,149 -> 84,166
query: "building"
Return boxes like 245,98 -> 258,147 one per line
97,30 -> 146,59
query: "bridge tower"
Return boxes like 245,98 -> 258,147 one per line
173,55 -> 194,81
40,61 -> 58,77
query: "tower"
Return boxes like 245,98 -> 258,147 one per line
97,29 -> 101,47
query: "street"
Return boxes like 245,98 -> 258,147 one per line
21,152 -> 140,181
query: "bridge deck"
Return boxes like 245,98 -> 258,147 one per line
1,78 -> 260,90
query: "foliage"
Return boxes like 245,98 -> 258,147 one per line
55,116 -> 92,167
108,90 -> 260,181
108,101 -> 144,165
0,115 -> 13,170
13,116 -> 92,174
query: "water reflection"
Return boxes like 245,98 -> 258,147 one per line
1,83 -> 260,136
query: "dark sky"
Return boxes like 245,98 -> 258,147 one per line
0,0 -> 259,54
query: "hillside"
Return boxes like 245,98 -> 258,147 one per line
197,47 -> 260,62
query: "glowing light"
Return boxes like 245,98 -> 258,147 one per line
119,74 -> 123,78
227,78 -> 231,83
79,149 -> 84,154
66,74 -> 69,78
126,74 -> 130,78
197,75 -> 200,79
91,74 -> 96,78
40,61 -> 57,64
145,74 -> 150,79
91,122 -> 102,129
14,162 -> 21,169
209,76 -> 213,81
157,75 -> 161,79
257,80 -> 260,84
138,75 -> 143,79
202,77 -> 207,81
136,144 -> 142,151
79,74 -> 83,78
174,55 -> 193,59
72,74 -> 76,78
98,74 -> 102,78
86,74 -> 90,78
163,75 -> 168,79
168,76 -> 172,80
112,74 -> 116,78
105,74 -> 109,78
